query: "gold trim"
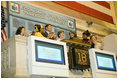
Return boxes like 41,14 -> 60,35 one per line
62,39 -> 91,47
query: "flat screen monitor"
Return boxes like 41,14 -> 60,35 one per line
89,48 -> 117,78
28,36 -> 69,77
35,40 -> 65,64
95,52 -> 116,71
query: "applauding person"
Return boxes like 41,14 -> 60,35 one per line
90,35 -> 104,50
42,24 -> 55,39
34,24 -> 52,39
57,30 -> 64,41
16,26 -> 25,36
69,30 -> 77,40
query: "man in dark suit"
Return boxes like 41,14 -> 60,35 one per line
42,24 -> 55,40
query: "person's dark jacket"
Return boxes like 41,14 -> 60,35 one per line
91,43 -> 95,48
42,31 -> 48,37
42,31 -> 55,40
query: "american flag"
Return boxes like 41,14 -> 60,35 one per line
53,1 -> 113,24
1,6 -> 7,43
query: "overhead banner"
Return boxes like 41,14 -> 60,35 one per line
9,1 -> 75,30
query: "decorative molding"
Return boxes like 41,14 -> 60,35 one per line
21,1 -> 116,33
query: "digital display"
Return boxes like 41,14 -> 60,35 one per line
96,52 -> 116,71
35,40 -> 65,64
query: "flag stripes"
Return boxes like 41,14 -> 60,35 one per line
1,6 -> 7,43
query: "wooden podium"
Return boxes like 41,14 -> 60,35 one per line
1,35 -> 92,78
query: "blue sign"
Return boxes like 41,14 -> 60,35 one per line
8,1 -> 76,38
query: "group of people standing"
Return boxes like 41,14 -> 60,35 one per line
16,24 -> 104,49
15,24 -> 77,41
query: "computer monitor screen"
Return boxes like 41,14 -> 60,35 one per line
35,40 -> 65,64
95,52 -> 116,71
